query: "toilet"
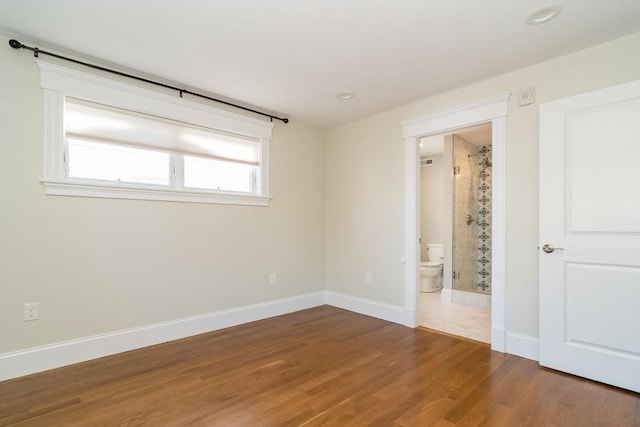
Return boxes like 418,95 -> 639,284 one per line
420,243 -> 443,292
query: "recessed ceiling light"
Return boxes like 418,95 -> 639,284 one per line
525,4 -> 562,25
337,92 -> 355,100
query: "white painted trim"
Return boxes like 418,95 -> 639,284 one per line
403,307 -> 417,327
404,136 -> 420,327
401,93 -> 510,138
492,326 -> 506,352
259,137 -> 270,196
402,92 -> 511,353
440,288 -> 452,302
450,290 -> 491,308
41,180 -> 272,206
325,291 -> 405,325
37,60 -> 274,138
37,59 -> 273,206
0,292 -> 325,381
42,90 -> 64,179
506,331 -> 539,361
0,292 -> 408,381
0,289 -> 532,381
489,116 -> 507,353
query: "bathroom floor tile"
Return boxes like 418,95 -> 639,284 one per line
419,291 -> 491,344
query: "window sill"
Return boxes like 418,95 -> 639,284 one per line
41,180 -> 271,206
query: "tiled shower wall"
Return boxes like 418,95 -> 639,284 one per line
476,145 -> 491,292
452,136 -> 491,295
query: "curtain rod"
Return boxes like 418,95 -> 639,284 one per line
8,39 -> 289,124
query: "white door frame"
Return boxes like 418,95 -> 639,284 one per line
401,92 -> 510,352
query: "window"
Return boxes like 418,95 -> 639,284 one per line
64,98 -> 261,194
67,138 -> 171,185
39,60 -> 273,205
183,156 -> 255,192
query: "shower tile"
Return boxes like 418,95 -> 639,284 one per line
477,145 -> 492,292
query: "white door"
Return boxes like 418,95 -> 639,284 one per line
539,80 -> 640,393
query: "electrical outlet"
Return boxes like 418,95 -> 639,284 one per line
365,272 -> 373,284
269,273 -> 277,285
24,302 -> 39,321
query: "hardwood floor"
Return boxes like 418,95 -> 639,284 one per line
1,306 -> 638,426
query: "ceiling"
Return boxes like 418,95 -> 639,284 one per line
0,1 -> 638,129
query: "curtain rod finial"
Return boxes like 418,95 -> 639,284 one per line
9,39 -> 24,49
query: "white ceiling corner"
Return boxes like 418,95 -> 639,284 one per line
0,0 -> 638,128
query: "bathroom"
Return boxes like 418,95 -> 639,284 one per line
418,123 -> 492,343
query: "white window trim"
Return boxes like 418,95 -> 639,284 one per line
38,60 -> 274,206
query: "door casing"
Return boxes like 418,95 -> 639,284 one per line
401,92 -> 510,352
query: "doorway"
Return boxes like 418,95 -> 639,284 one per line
401,92 -> 510,352
418,124 -> 492,343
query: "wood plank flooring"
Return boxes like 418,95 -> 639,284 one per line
1,306 -> 638,426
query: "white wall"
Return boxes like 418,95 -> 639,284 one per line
0,33 -> 326,354
325,32 -> 640,337
419,154 -> 445,260
2,31 -> 639,363
324,116 -> 406,306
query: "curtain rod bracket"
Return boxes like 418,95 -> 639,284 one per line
8,38 -> 289,124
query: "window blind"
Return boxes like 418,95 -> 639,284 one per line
65,98 -> 261,165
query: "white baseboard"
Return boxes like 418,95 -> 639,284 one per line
506,331 -> 539,361
491,326 -> 506,353
450,289 -> 491,308
0,292 -> 325,381
0,290 -> 532,382
325,291 -> 405,325
403,307 -> 418,328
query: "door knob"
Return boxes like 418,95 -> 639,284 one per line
542,244 -> 564,254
